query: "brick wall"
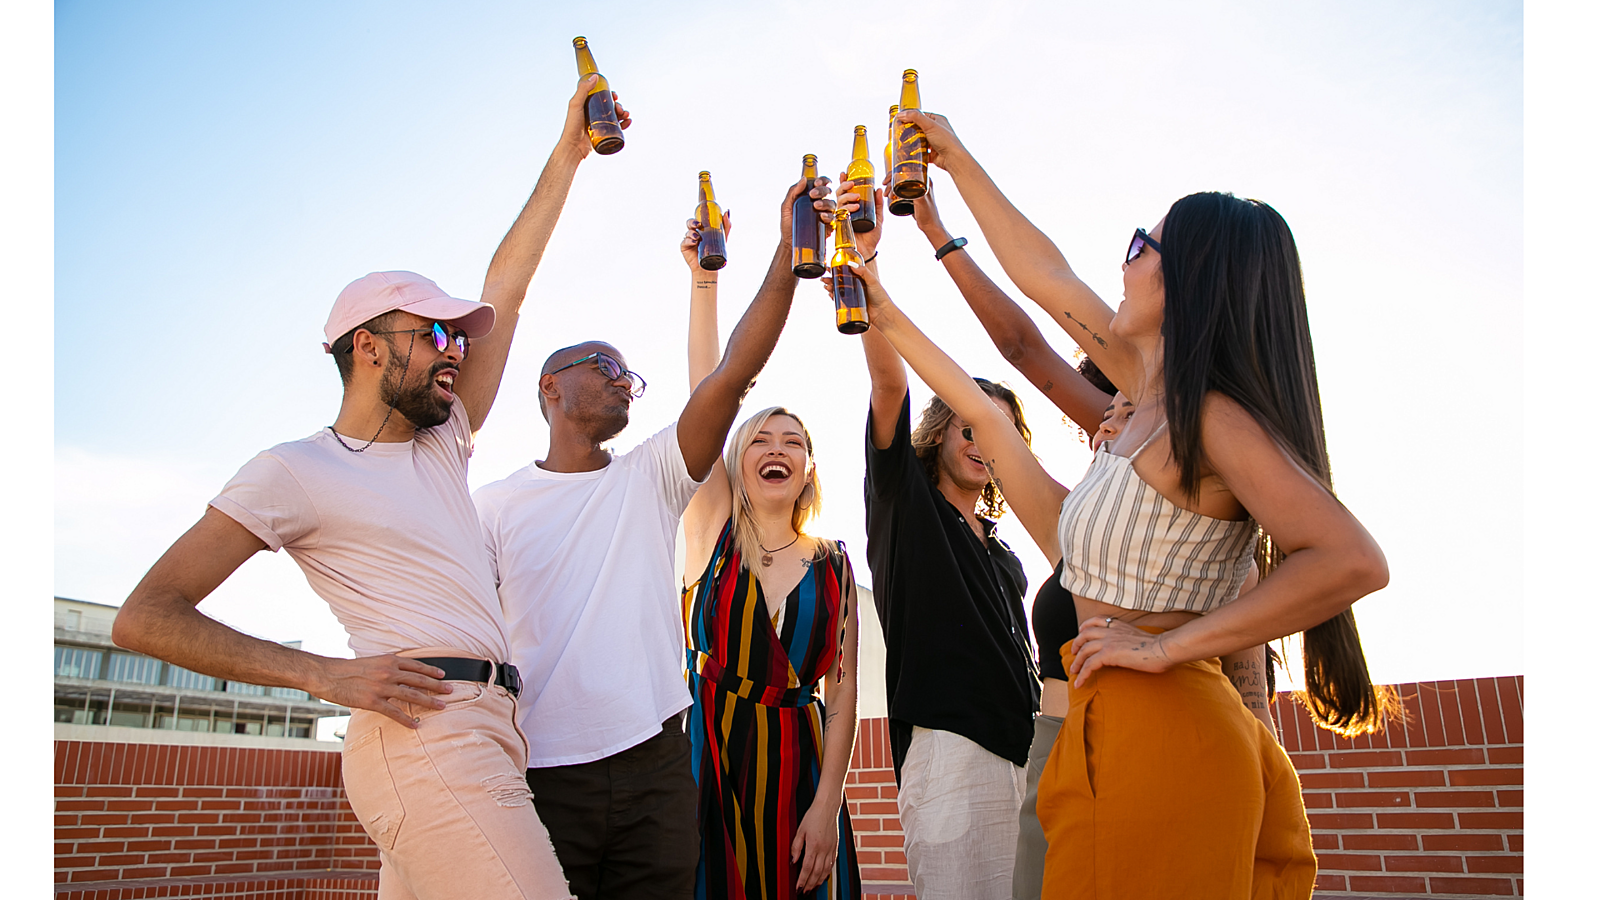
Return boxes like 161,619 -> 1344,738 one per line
1277,676 -> 1524,898
56,674 -> 1521,899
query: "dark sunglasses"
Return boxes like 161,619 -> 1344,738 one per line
550,351 -> 648,399
368,322 -> 471,358
1126,228 -> 1162,264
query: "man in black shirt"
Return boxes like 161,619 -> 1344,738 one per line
856,272 -> 1040,900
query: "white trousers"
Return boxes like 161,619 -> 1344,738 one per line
898,726 -> 1027,900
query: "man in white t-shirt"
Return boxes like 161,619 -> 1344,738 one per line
111,77 -> 628,900
473,178 -> 826,900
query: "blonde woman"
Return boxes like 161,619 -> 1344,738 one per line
678,213 -> 862,900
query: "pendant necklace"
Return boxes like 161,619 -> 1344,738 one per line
758,533 -> 800,567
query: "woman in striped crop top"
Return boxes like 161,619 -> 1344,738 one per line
853,111 -> 1393,900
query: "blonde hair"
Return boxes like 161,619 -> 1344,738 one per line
724,407 -> 830,571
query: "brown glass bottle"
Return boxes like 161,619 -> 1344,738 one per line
891,69 -> 928,200
695,171 -> 728,271
791,155 -> 827,279
845,126 -> 877,233
573,37 -> 624,155
885,105 -> 914,216
829,210 -> 868,334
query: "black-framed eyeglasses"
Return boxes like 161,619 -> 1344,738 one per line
1126,228 -> 1162,264
367,322 -> 471,358
550,351 -> 648,399
960,426 -> 974,442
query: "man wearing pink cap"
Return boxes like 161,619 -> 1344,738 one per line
112,75 -> 627,900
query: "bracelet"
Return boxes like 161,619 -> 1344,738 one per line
864,252 -> 879,264
935,237 -> 968,260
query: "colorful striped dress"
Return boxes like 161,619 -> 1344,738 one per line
683,519 -> 863,900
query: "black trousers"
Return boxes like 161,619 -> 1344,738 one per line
524,717 -> 699,900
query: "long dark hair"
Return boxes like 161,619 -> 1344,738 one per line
1160,191 -> 1395,736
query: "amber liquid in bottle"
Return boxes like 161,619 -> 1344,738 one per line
846,126 -> 877,233
891,69 -> 929,200
791,154 -> 826,279
573,37 -> 624,155
829,210 -> 869,334
696,171 -> 728,271
885,105 -> 915,216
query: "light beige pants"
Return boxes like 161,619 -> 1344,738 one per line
341,678 -> 573,900
898,726 -> 1027,900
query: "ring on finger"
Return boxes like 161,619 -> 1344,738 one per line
1105,616 -> 1113,627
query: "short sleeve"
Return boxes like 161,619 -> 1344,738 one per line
209,453 -> 319,553
864,392 -> 915,502
643,421 -> 708,516
472,478 -> 510,588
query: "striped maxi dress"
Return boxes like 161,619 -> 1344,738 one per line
683,519 -> 863,900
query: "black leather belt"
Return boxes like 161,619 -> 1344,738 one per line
416,657 -> 523,698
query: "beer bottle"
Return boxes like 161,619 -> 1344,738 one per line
885,105 -> 914,217
791,155 -> 827,279
695,171 -> 728,271
829,210 -> 869,335
891,69 -> 929,200
846,126 -> 877,233
572,37 -> 624,155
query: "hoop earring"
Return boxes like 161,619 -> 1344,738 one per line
796,482 -> 815,511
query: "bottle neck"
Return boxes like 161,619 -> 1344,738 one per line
575,45 -> 599,77
899,78 -> 921,111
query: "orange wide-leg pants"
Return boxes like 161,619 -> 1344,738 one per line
1036,639 -> 1316,899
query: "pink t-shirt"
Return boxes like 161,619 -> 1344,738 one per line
210,400 -> 509,661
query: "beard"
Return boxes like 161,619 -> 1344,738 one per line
380,350 -> 453,430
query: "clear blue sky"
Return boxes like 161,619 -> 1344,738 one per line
53,1 -> 1522,687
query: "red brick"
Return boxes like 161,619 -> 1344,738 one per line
1375,812 -> 1456,829
83,785 -> 135,798
1366,769 -> 1446,788
56,800 -> 106,812
1415,790 -> 1495,809
855,849 -> 881,865
1448,768 -> 1522,787
1298,771 -> 1365,789
55,786 -> 86,798
858,834 -> 902,848
844,786 -> 878,800
1311,853 -> 1381,871
1465,856 -> 1524,874
1330,750 -> 1405,769
1288,752 -> 1327,770
1486,746 -> 1521,765
860,866 -> 911,881
1496,789 -> 1523,807
1496,677 -> 1522,742
882,850 -> 906,865
1307,812 -> 1374,829
1474,677 -> 1506,744
135,786 -> 183,798
1423,834 -> 1505,852
1300,792 -> 1333,809
858,801 -> 899,815
1347,874 -> 1428,892
1334,790 -> 1411,808
1430,875 -> 1516,895
1382,854 -> 1463,873
1457,680 -> 1486,745
1311,833 -> 1339,850
1405,748 -> 1485,766
1505,834 -> 1523,852
1313,873 -> 1347,891
1342,833 -> 1419,851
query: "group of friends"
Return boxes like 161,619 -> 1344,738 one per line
114,73 -> 1391,900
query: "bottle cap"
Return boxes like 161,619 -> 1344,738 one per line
573,36 -> 587,47
903,69 -> 918,81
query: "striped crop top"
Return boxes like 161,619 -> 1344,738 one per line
1057,425 -> 1256,614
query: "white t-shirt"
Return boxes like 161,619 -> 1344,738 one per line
211,400 -> 509,662
473,422 -> 704,767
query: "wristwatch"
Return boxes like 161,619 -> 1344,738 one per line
935,237 -> 968,261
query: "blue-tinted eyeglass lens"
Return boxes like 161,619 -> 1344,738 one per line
430,322 -> 469,357
1127,234 -> 1145,263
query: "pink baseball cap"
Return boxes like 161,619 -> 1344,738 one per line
323,271 -> 496,346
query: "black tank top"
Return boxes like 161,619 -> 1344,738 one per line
1032,559 -> 1079,682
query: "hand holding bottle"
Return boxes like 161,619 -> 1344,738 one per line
560,74 -> 631,162
836,174 -> 886,259
779,174 -> 836,245
681,211 -> 733,272
898,110 -> 964,172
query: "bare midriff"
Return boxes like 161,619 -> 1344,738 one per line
1037,598 -> 1203,717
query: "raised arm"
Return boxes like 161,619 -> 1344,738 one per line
677,177 -> 823,480
831,178 -> 905,451
455,74 -> 631,432
848,259 -> 1069,562
679,212 -> 735,581
907,179 -> 1112,433
902,110 -> 1142,393
112,508 -> 452,729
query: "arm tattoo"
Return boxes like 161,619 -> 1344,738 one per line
1062,311 -> 1108,348
693,279 -> 717,290
1042,379 -> 1054,391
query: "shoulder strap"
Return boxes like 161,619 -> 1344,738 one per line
1128,421 -> 1169,461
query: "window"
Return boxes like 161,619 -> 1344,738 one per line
106,652 -> 162,685
269,686 -> 310,701
167,666 -> 217,692
225,681 -> 266,696
54,646 -> 102,680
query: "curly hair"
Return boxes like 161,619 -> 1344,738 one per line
909,379 -> 1031,520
